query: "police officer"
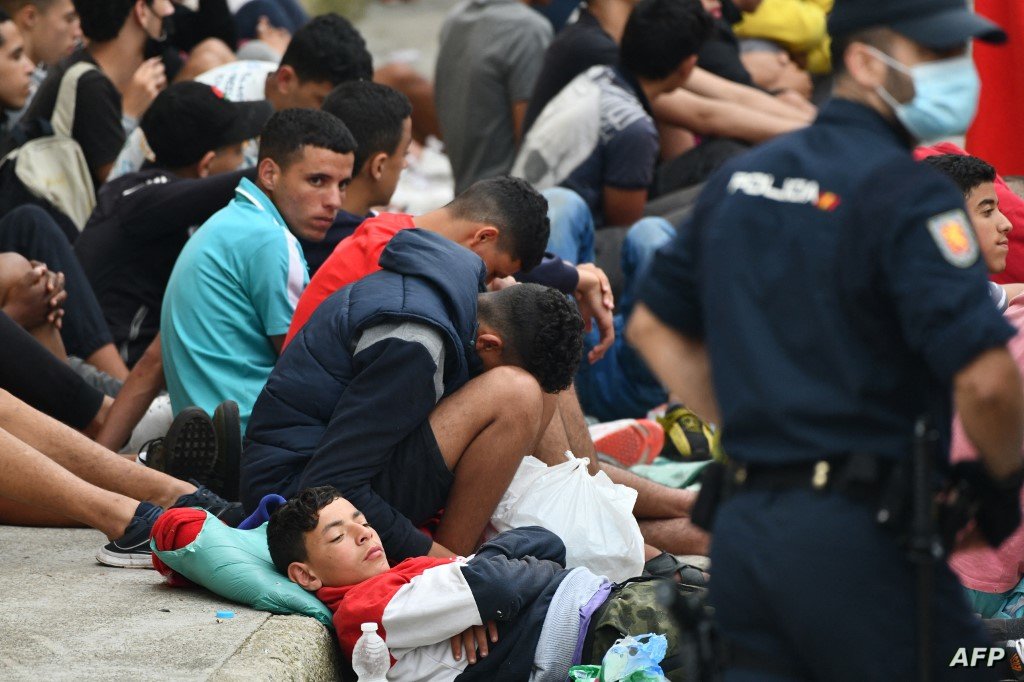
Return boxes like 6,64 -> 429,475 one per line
627,0 -> 1024,679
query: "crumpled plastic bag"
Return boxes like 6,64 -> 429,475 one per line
600,633 -> 669,682
567,665 -> 602,681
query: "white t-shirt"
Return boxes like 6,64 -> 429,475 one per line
108,60 -> 278,180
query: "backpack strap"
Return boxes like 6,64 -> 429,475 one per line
51,62 -> 97,138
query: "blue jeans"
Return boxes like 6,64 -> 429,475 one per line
544,188 -> 674,420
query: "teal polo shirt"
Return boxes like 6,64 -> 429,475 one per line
161,178 -> 308,430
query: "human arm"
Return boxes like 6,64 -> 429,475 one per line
627,304 -> 721,426
954,348 -> 1024,481
94,334 -> 166,451
684,66 -> 814,123
505,18 -> 552,146
630,194 -> 722,425
121,57 -> 167,121
874,166 -> 1021,476
601,117 -> 659,227
575,263 -> 614,363
512,100 -> 529,145
603,187 -> 648,228
516,257 -> 615,362
653,87 -> 805,144
471,526 -> 567,564
122,169 -> 254,240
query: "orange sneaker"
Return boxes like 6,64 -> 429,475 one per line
589,418 -> 665,467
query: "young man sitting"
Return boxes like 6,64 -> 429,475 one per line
284,178 -> 707,563
266,486 -> 686,681
244,224 -> 584,562
0,0 -> 80,124
160,108 -> 355,431
76,81 -> 272,367
286,175 -> 556,343
922,153 -> 1023,309
513,0 -> 712,228
300,80 -> 413,275
17,0 -> 174,187
110,13 -> 373,179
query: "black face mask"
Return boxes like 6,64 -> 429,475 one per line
144,11 -> 174,47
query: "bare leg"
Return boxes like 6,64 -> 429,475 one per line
638,517 -> 710,556
601,464 -> 710,556
0,496 -> 84,527
601,463 -> 695,518
83,343 -> 129,381
429,367 -> 545,556
81,395 -> 113,440
0,389 -> 194,510
0,426 -> 136,539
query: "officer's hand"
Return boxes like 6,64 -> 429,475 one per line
950,461 -> 1024,548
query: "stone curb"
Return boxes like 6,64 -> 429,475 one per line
212,615 -> 344,682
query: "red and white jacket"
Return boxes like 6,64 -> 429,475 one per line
317,527 -> 573,681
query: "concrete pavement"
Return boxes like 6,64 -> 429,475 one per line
0,526 -> 341,681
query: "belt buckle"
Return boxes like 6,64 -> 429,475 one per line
812,461 -> 830,490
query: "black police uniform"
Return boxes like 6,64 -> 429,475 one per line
637,98 -> 1015,680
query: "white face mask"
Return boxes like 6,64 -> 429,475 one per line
865,46 -> 981,142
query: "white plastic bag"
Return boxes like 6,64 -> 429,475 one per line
488,452 -> 646,582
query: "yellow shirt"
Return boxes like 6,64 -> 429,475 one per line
734,0 -> 834,74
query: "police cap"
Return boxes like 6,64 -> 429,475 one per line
828,0 -> 1006,50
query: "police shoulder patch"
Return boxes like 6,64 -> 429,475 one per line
927,209 -> 978,268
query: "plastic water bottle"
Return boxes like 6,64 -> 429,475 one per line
352,622 -> 390,681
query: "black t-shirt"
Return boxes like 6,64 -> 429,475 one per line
75,167 -> 253,365
298,209 -> 368,276
697,17 -> 754,86
22,48 -> 125,187
523,10 -> 618,135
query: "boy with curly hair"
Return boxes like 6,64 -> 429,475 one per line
243,226 -> 585,564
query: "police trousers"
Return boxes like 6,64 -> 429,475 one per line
709,487 -> 995,681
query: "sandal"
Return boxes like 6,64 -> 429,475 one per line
643,551 -> 709,590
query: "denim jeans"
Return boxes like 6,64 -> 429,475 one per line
544,187 -> 675,420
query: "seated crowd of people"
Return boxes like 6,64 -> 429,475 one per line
2,0 -> 1023,677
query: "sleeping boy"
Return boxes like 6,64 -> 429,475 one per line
266,485 -> 689,681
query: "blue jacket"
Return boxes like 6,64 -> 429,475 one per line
241,229 -> 485,559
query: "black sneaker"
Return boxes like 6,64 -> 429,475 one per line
96,502 -> 162,568
173,482 -> 247,527
211,400 -> 242,501
144,407 -> 218,483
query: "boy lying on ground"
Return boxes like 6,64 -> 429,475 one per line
266,486 -> 689,681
